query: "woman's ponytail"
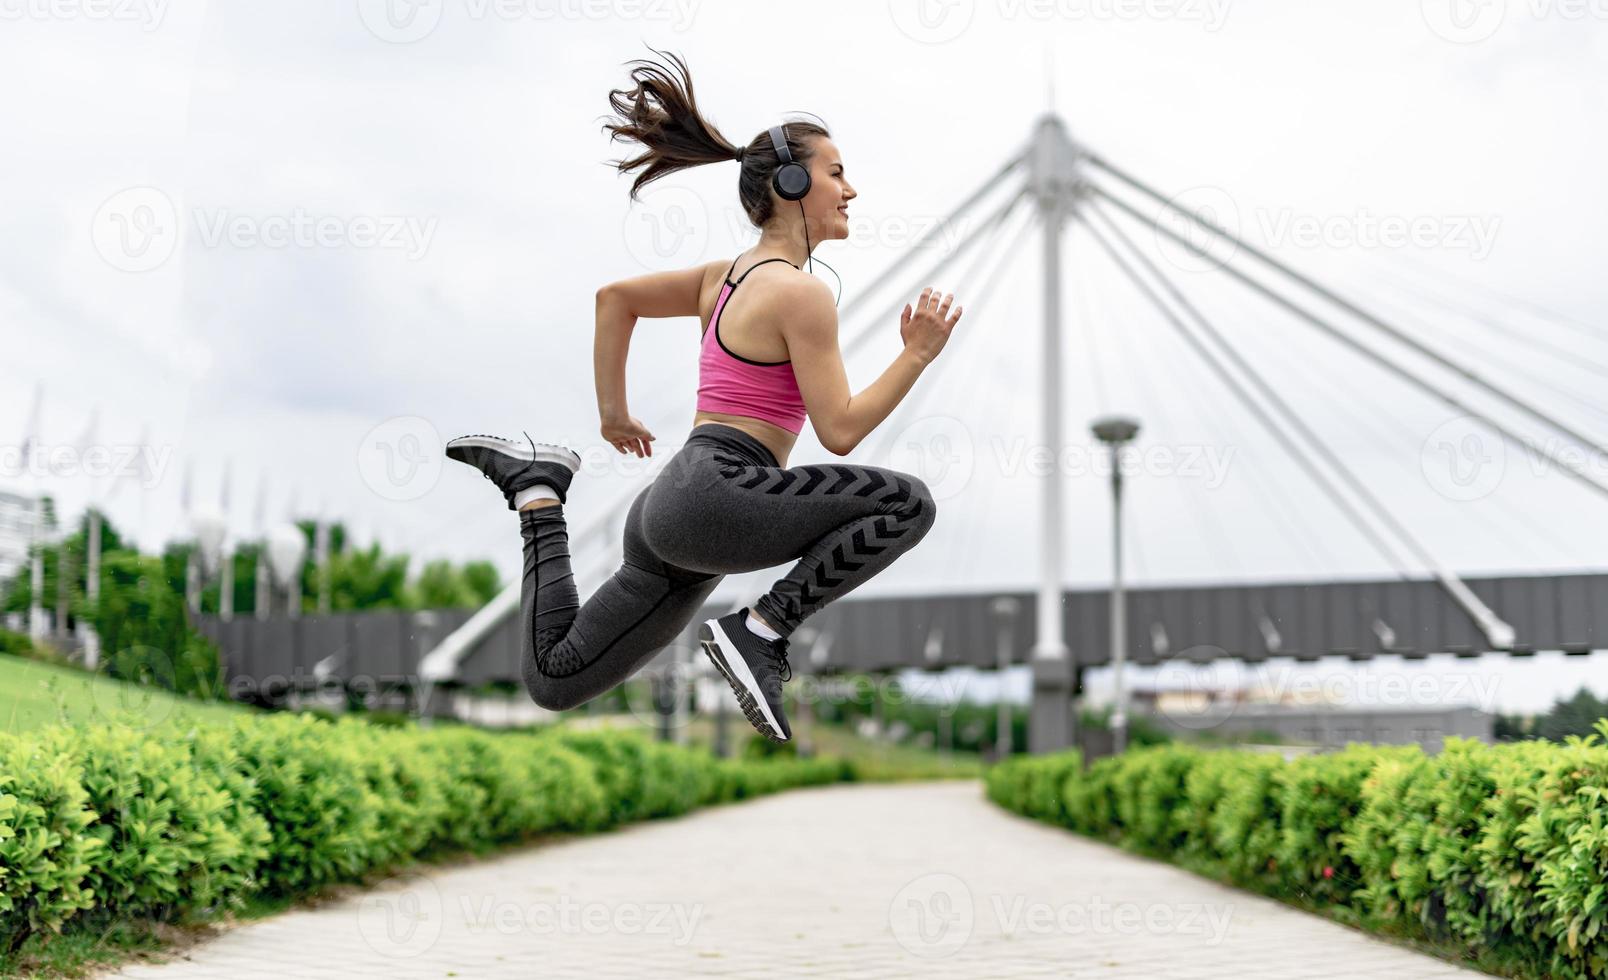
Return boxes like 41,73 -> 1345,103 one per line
599,45 -> 832,228
600,46 -> 742,201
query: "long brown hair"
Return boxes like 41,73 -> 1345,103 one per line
600,45 -> 831,228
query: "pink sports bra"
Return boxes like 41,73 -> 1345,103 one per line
696,255 -> 809,435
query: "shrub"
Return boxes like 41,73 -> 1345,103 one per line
0,733 -> 101,954
987,732 -> 1608,980
0,715 -> 884,963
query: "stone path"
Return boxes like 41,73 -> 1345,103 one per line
103,782 -> 1490,978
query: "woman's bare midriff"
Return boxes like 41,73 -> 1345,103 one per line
690,410 -> 797,469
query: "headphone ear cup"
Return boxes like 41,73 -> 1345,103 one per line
774,162 -> 811,202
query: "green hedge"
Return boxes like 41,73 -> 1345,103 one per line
986,728 -> 1608,980
0,713 -> 857,958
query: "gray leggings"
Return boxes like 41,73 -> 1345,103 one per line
518,422 -> 937,710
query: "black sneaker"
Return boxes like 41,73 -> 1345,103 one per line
699,607 -> 793,742
444,432 -> 581,509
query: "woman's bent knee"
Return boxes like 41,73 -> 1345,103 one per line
898,471 -> 938,540
521,662 -> 586,712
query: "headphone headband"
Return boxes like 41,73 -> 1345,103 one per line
767,123 -> 811,202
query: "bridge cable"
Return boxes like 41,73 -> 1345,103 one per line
1086,154 -> 1608,478
1232,286 -> 1575,567
1080,198 -> 1516,648
1089,181 -> 1608,507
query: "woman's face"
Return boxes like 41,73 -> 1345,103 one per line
801,137 -> 856,241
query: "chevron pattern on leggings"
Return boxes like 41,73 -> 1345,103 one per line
713,454 -> 936,634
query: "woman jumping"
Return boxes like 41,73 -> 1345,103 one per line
444,48 -> 964,742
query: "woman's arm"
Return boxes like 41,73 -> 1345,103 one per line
593,261 -> 720,455
786,279 -> 961,456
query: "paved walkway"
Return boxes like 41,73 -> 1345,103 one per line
104,782 -> 1489,978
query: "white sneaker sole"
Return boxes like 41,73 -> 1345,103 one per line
445,434 -> 579,471
699,617 -> 788,742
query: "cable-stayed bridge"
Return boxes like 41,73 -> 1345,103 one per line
201,110 -> 1608,752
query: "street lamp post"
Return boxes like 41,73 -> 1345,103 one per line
1091,415 -> 1140,754
990,596 -> 1020,758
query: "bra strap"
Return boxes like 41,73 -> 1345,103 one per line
729,255 -> 799,286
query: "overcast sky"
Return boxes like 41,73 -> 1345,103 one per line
4,0 -> 1606,709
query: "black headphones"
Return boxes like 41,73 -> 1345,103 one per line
768,124 -> 811,201
763,123 -> 840,304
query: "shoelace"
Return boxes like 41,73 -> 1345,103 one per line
765,637 -> 793,683
484,430 -> 544,484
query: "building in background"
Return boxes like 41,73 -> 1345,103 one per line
0,488 -> 38,588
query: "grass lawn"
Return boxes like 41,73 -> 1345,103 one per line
0,653 -> 250,735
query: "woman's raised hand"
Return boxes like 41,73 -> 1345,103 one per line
601,414 -> 655,457
899,287 -> 963,365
